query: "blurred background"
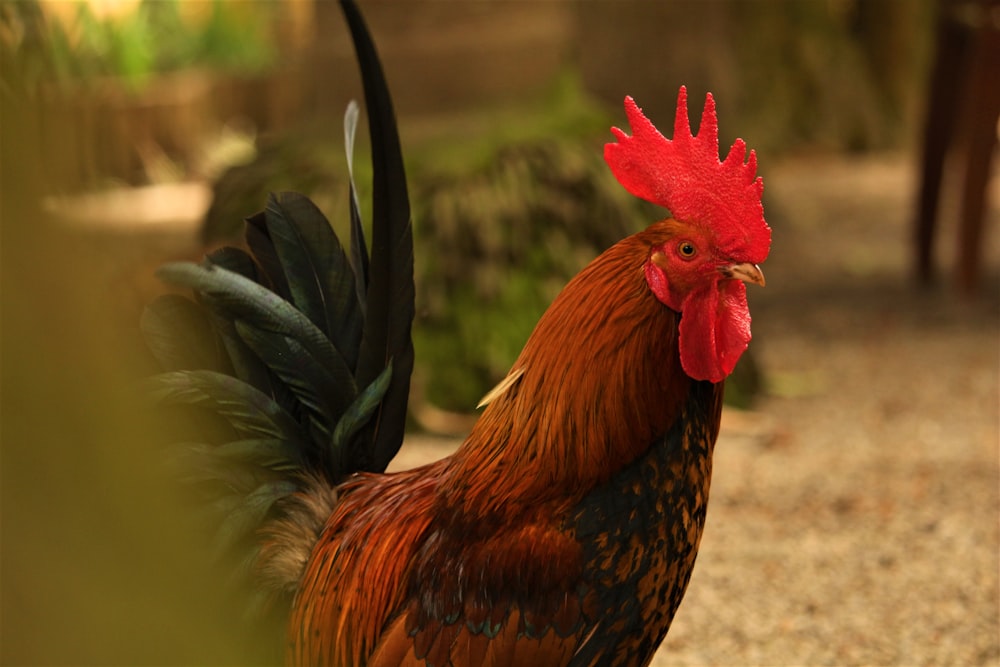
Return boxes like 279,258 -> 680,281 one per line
2,0 -> 997,664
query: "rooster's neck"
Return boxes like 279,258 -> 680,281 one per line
568,378 -> 723,664
443,229 -> 697,514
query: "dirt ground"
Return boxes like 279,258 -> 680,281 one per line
394,154 -> 1000,666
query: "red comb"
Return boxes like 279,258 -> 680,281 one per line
604,87 -> 770,263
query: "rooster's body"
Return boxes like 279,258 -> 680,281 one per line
288,225 -> 725,666
144,2 -> 770,666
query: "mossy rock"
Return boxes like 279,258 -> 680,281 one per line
411,138 -> 659,411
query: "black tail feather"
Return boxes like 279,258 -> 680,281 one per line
263,192 -> 365,373
342,0 -> 415,473
244,211 -> 293,300
141,0 -> 412,617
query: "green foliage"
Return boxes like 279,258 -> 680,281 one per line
412,256 -> 554,412
2,0 -> 274,92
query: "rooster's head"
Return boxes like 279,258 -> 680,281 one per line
604,88 -> 772,383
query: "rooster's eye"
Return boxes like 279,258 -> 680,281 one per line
678,242 -> 697,259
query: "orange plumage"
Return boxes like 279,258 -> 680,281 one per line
287,220 -> 753,666
145,2 -> 770,665
288,227 -> 669,662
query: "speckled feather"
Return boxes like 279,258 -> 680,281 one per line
569,380 -> 722,666
287,379 -> 721,667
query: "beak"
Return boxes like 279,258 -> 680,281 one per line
721,262 -> 766,287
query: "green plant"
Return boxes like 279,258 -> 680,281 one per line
2,0 -> 275,93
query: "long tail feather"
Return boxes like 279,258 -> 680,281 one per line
342,0 -> 414,473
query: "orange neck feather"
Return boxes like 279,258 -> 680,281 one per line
442,223 -> 692,518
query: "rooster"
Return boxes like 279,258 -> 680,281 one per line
143,1 -> 771,665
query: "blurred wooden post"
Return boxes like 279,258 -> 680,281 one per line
955,6 -> 999,292
913,0 -> 999,293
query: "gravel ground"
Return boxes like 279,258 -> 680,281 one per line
395,154 -> 1000,666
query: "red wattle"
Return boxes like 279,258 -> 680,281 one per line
678,280 -> 751,383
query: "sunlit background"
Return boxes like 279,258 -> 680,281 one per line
3,1 -> 997,664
